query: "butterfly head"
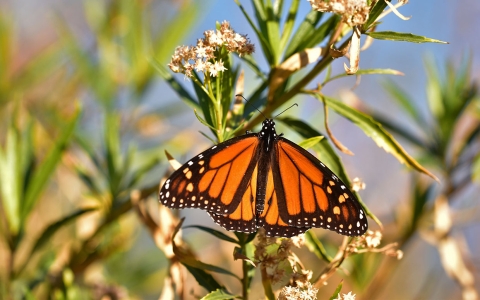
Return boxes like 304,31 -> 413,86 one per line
260,119 -> 278,152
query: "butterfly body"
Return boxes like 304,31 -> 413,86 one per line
159,119 -> 368,237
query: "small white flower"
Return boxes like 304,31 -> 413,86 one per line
343,291 -> 356,300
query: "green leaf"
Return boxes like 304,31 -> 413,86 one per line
239,54 -> 267,80
105,113 -> 122,197
184,265 -> 224,293
362,0 -> 389,31
382,79 -> 424,127
302,14 -> 340,49
22,108 -> 80,221
284,9 -> 323,58
265,0 -> 281,64
184,225 -> 239,244
201,289 -> 237,300
149,58 -> 200,110
235,0 -> 274,64
472,153 -> 480,183
369,113 -> 429,151
234,232 -> 257,244
151,3 -> 200,62
298,136 -> 324,150
29,208 -> 96,257
365,31 -> 448,44
323,68 -> 404,86
304,231 -> 332,262
0,119 -> 21,235
329,280 -> 344,300
172,219 -> 241,280
279,0 -> 300,54
194,109 -> 218,132
317,94 -> 439,182
127,155 -> 161,189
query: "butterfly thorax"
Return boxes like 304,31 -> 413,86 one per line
254,119 -> 278,216
258,119 -> 277,152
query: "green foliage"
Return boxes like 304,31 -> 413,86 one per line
1,0 -> 476,299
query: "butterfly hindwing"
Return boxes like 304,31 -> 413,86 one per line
270,137 -> 367,236
208,168 -> 258,234
159,134 -> 260,216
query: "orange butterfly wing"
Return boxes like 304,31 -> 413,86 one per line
159,134 -> 260,232
256,138 -> 367,236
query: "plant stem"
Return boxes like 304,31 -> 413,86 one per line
244,38 -> 351,131
239,234 -> 250,300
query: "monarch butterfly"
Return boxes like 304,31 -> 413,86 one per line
159,119 -> 368,237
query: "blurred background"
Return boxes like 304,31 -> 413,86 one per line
0,0 -> 479,299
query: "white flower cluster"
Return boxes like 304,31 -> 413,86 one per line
168,21 -> 254,78
307,0 -> 372,26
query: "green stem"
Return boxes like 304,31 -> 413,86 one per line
215,75 -> 223,142
261,264 -> 275,300
239,234 -> 250,300
242,260 -> 249,300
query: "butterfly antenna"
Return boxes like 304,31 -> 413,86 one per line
273,103 -> 298,118
235,94 -> 267,119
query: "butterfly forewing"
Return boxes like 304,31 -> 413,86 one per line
159,134 -> 259,216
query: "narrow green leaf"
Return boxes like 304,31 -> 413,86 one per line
128,155 -> 161,189
412,180 -> 434,229
365,31 -> 448,44
105,113 -> 122,196
362,0 -> 388,31
172,219 -> 241,280
201,289 -> 237,300
424,56 -> 444,120
194,109 -> 218,132
0,121 -> 21,235
74,167 -> 103,195
304,231 -> 332,262
239,54 -> 267,80
317,94 -> 439,181
298,136 -> 324,150
329,281 -> 344,300
57,16 -> 113,104
22,108 -> 80,220
301,15 -> 340,52
152,3 -> 200,63
223,120 -> 248,141
149,58 -> 200,110
370,113 -> 429,151
191,73 -> 217,135
382,79 -> 423,126
284,10 -> 323,59
234,232 -> 257,244
265,0 -> 281,64
323,68 -> 403,86
279,0 -> 300,53
184,225 -> 239,244
184,265 -> 224,293
472,153 -> 480,183
235,0 -> 274,64
30,208 -> 96,256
